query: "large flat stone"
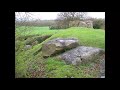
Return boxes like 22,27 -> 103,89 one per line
57,46 -> 105,65
42,38 -> 79,57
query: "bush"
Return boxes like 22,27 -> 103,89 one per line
49,24 -> 69,30
93,19 -> 105,29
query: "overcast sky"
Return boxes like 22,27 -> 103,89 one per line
16,12 -> 105,20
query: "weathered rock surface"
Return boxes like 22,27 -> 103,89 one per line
85,20 -> 93,28
99,59 -> 105,78
57,46 -> 105,65
69,20 -> 93,28
79,21 -> 87,27
25,35 -> 51,46
42,38 -> 79,57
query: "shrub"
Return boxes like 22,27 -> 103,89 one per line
93,19 -> 105,29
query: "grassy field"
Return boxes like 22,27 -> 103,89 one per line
15,26 -> 105,78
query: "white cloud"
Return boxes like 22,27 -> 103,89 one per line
87,12 -> 105,19
28,12 -> 59,20
15,12 -> 105,20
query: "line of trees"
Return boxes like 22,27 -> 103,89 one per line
16,20 -> 55,27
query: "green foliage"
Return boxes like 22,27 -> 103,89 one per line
45,58 -> 99,78
93,19 -> 105,29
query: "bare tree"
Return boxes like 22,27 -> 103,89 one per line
15,12 -> 39,37
54,12 -> 87,29
15,12 -> 35,27
57,12 -> 87,21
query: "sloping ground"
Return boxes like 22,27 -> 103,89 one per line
15,27 -> 105,78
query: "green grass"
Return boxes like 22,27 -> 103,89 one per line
47,27 -> 105,49
15,26 -> 105,78
45,57 -> 99,78
16,26 -> 64,36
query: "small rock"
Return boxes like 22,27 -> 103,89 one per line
24,45 -> 32,50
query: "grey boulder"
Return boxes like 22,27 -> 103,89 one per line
42,38 -> 79,57
57,46 -> 105,65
